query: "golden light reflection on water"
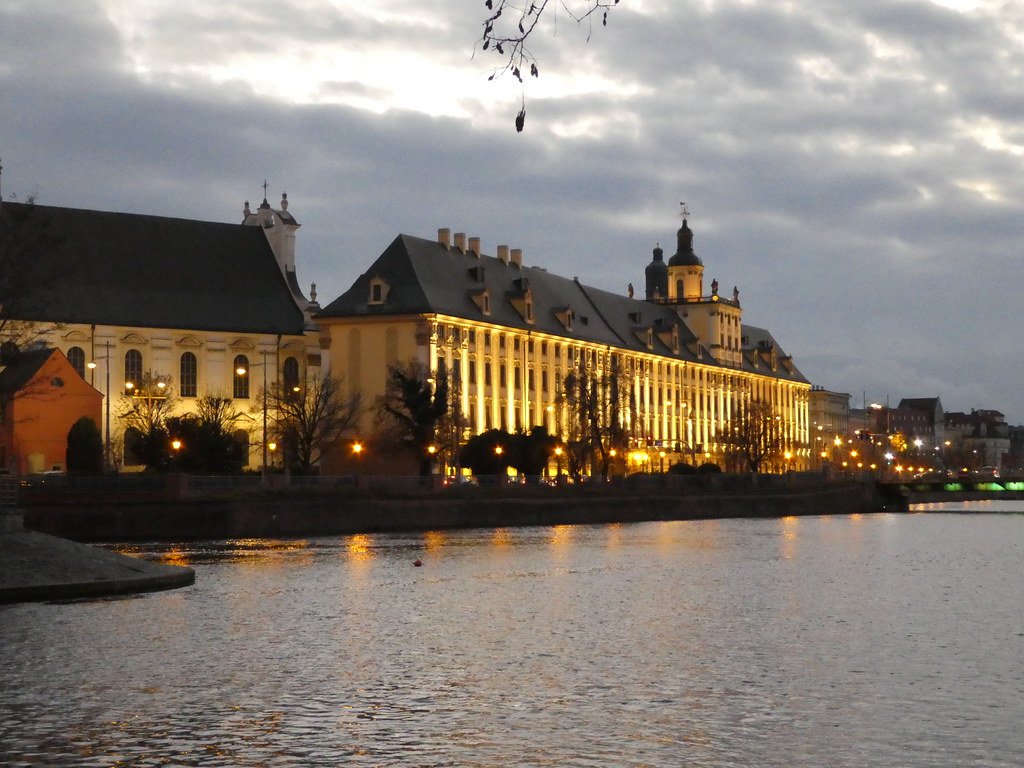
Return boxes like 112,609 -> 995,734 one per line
491,527 -> 513,547
156,547 -> 192,567
422,530 -> 446,551
548,524 -> 575,548
344,533 -> 374,563
223,539 -> 313,566
781,516 -> 800,560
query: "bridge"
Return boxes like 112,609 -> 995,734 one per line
877,478 -> 1024,509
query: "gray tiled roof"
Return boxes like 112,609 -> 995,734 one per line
0,202 -> 306,335
318,233 -> 808,384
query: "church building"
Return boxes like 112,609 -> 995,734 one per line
0,193 -> 320,469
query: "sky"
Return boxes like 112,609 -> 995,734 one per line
1,0 -> 1021,422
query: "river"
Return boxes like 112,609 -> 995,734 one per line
2,501 -> 1022,767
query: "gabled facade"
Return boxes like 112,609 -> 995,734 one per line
317,221 -> 811,472
0,196 -> 320,469
0,347 -> 102,473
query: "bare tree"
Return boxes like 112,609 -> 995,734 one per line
478,0 -> 621,131
117,371 -> 178,469
268,370 -> 363,475
723,399 -> 782,473
376,361 -> 449,476
561,356 -> 630,478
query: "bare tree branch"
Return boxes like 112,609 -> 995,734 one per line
477,0 -> 621,131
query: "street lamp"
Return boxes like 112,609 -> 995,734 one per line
86,340 -> 114,470
236,350 -> 274,481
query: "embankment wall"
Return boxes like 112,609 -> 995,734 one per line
24,481 -> 883,542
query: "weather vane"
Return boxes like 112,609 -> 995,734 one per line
262,179 -> 269,200
679,201 -> 690,220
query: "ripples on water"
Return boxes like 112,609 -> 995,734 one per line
3,502 -> 1024,767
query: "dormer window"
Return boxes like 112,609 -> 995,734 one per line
368,277 -> 391,305
554,306 -> 573,332
646,328 -> 654,349
470,288 -> 492,316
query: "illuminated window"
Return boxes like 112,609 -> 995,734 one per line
283,356 -> 300,392
233,355 -> 249,399
180,352 -> 197,398
67,346 -> 86,377
124,350 -> 142,393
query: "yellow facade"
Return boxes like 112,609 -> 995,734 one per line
324,311 -> 811,472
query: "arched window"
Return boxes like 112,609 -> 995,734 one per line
282,356 -> 300,394
233,355 -> 250,399
180,352 -> 198,398
124,350 -> 142,393
67,346 -> 85,378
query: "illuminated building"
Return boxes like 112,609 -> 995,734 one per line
317,218 -> 811,472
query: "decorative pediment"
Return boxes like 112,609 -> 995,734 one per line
121,332 -> 148,345
176,335 -> 204,348
229,338 -> 256,351
62,329 -> 91,342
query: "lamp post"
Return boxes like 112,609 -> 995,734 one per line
87,340 -> 113,470
237,350 -> 272,482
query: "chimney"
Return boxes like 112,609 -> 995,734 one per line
497,245 -> 510,265
438,228 -> 451,248
454,232 -> 467,252
468,236 -> 481,257
510,248 -> 523,268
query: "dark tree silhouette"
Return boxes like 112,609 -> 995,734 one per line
66,417 -> 103,474
377,362 -> 449,476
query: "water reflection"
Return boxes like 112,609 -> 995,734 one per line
3,512 -> 1024,767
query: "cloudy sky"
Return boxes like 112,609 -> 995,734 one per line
2,0 -> 1021,421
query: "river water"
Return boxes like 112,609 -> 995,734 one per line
2,501 -> 1023,767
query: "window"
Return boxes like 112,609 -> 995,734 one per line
469,358 -> 477,385
124,350 -> 142,393
283,356 -> 300,393
233,355 -> 250,399
67,346 -> 86,378
180,352 -> 197,398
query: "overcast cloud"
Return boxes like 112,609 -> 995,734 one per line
2,0 -> 1021,421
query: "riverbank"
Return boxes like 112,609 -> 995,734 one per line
21,476 -> 886,543
0,518 -> 196,604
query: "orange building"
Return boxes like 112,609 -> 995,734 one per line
0,347 -> 103,474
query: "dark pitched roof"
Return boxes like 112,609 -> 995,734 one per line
0,202 -> 306,335
318,233 -> 808,383
0,347 -> 58,393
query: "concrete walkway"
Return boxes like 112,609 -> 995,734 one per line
0,512 -> 195,604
